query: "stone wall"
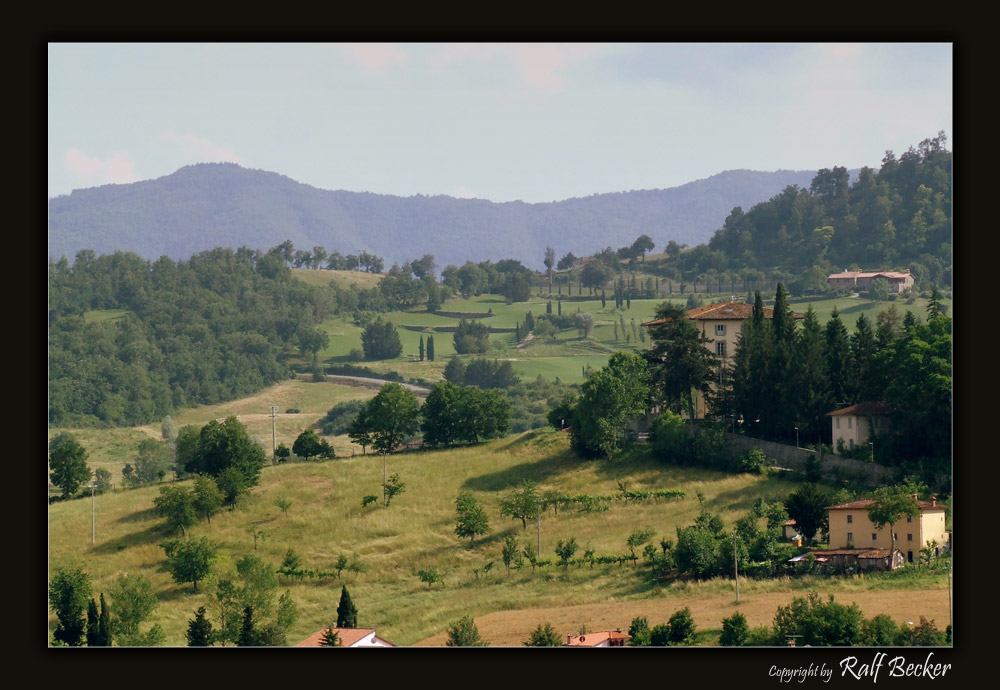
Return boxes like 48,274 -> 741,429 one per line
725,434 -> 898,487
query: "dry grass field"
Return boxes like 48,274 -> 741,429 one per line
48,424 -> 950,647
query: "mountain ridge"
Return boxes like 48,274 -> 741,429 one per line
48,162 -> 821,269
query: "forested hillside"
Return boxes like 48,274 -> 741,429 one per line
47,164 -> 817,269
47,248 -> 336,427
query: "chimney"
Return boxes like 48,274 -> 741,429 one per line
911,494 -> 919,500
567,635 -> 572,645
931,496 -> 937,507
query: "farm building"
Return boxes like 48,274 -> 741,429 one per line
826,495 -> 949,565
826,270 -> 914,293
789,548 -> 905,573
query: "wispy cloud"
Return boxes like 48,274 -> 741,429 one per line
64,148 -> 138,186
341,43 -> 409,74
159,129 -> 244,164
429,43 -> 596,90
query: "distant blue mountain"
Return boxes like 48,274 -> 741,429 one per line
48,163 -> 819,268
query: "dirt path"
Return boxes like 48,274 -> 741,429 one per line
299,373 -> 430,395
412,586 -> 950,646
516,333 -> 535,350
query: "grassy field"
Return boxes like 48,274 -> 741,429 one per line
48,379 -> 382,491
48,428 -> 949,647
291,268 -> 383,290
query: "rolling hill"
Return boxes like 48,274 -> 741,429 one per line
48,163 -> 818,269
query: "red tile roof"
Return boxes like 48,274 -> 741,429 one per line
827,271 -> 913,280
826,401 -> 893,417
642,301 -> 804,327
295,627 -> 394,647
810,548 -> 898,558
565,630 -> 632,646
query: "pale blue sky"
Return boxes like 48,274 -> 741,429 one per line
48,43 -> 952,203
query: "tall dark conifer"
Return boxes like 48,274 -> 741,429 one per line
427,336 -> 435,361
825,307 -> 852,407
790,306 -> 832,444
732,291 -> 772,435
419,335 -> 425,362
187,606 -> 214,646
86,598 -> 100,647
850,313 -> 876,401
336,586 -> 358,628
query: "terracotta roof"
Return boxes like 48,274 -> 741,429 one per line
810,548 -> 899,558
642,301 -> 804,327
783,519 -> 797,526
825,498 -> 943,511
565,630 -> 632,647
295,627 -> 394,647
826,401 -> 893,417
827,271 -> 912,280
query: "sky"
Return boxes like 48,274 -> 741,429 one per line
47,43 -> 952,204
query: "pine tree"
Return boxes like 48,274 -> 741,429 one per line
850,313 -> 877,401
320,625 -> 342,647
419,335 -> 425,362
825,307 -> 852,406
789,306 -> 832,445
186,606 -> 214,646
763,283 -> 796,438
336,586 -> 358,628
732,291 -> 773,434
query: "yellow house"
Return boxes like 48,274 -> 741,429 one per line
643,300 -> 803,418
827,401 -> 892,454
826,496 -> 948,565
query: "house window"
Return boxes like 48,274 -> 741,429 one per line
715,324 -> 726,336
848,417 -> 853,429
872,533 -> 877,541
716,341 -> 727,357
836,418 -> 840,430
849,439 -> 855,449
906,516 -> 912,523
847,532 -> 853,543
907,534 -> 913,541
847,515 -> 853,524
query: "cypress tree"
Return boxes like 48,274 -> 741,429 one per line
626,293 -> 631,310
97,593 -> 111,646
732,290 -> 773,434
238,606 -> 257,646
601,289 -> 606,308
764,283 -> 796,437
336,586 -> 358,628
427,336 -> 435,362
546,300 -> 552,314
558,299 -> 562,315
86,598 -> 100,647
419,335 -> 425,362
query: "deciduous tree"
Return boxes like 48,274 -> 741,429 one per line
454,493 -> 489,547
49,437 -> 91,499
524,622 -> 562,646
161,536 -> 218,592
49,566 -> 91,646
446,615 -> 488,646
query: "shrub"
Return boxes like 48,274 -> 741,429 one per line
739,448 -> 768,474
347,348 -> 364,362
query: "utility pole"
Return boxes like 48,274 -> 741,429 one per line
734,531 -> 740,604
536,500 -> 541,558
90,481 -> 96,544
270,405 -> 277,458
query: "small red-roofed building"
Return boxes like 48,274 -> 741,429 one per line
296,627 -> 395,647
565,630 -> 631,647
826,270 -> 914,293
826,401 -> 893,453
825,495 -> 948,564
